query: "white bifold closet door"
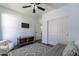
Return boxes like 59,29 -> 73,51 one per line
48,16 -> 69,45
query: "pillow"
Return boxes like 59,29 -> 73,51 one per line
62,41 -> 79,56
0,41 -> 8,46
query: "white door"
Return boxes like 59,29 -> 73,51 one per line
48,16 -> 69,45
35,23 -> 42,40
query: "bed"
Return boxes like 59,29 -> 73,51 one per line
8,43 -> 66,56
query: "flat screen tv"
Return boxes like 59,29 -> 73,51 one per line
21,23 -> 29,28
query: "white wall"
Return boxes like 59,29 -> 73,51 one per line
0,6 -> 37,45
42,4 -> 79,45
0,14 -> 2,40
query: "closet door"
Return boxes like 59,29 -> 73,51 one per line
48,17 -> 69,45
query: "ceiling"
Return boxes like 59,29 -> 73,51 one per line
0,3 -> 68,19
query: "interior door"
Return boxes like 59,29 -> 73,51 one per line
48,16 -> 69,45
35,22 -> 42,40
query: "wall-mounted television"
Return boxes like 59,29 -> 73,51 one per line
21,23 -> 29,28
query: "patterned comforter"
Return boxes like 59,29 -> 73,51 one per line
8,43 -> 66,56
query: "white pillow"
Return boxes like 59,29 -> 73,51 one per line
62,41 -> 79,56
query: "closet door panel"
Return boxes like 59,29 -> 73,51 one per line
48,16 -> 69,45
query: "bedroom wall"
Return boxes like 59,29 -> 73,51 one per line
42,4 -> 79,45
0,14 -> 2,40
0,6 -> 38,45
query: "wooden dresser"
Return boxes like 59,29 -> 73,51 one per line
17,36 -> 34,47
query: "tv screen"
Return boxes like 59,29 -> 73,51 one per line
21,23 -> 29,28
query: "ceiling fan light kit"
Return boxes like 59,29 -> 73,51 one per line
22,3 -> 45,13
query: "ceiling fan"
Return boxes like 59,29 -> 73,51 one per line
22,3 -> 45,13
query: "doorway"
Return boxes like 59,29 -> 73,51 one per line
35,22 -> 42,42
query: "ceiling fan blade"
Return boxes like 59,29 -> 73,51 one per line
22,5 -> 31,8
31,3 -> 40,5
33,8 -> 36,13
35,3 -> 40,5
37,6 -> 45,11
